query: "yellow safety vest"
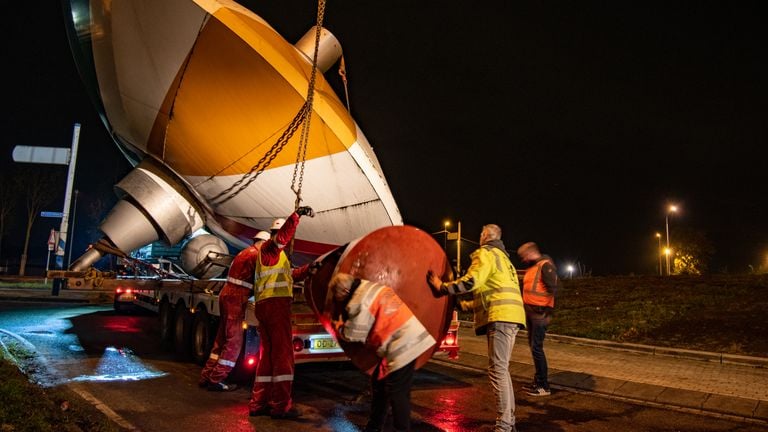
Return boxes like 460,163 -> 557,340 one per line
254,251 -> 293,302
467,246 -> 526,333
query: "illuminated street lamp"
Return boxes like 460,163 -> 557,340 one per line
566,265 -> 574,279
433,220 -> 461,274
443,220 -> 451,251
665,205 -> 678,275
655,233 -> 662,276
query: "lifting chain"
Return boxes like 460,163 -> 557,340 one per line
291,0 -> 326,209
212,0 -> 327,208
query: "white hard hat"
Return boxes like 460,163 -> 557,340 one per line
270,218 -> 286,230
253,230 -> 271,241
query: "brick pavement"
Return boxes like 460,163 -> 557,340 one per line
438,325 -> 768,423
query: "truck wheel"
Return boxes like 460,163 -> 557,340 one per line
173,303 -> 193,360
159,299 -> 173,345
192,308 -> 214,365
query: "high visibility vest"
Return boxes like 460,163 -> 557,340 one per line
467,246 -> 526,331
523,259 -> 555,308
254,250 -> 293,302
338,280 -> 436,377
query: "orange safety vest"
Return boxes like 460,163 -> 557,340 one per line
522,259 -> 555,308
338,280 -> 436,377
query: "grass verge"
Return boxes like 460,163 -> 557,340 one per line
0,340 -> 121,432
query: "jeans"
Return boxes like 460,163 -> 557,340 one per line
487,322 -> 519,432
527,316 -> 549,389
365,360 -> 415,432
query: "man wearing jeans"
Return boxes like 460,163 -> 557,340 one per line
517,242 -> 560,397
428,224 -> 526,432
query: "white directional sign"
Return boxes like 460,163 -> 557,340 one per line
12,146 -> 71,165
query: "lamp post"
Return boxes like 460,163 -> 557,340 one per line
66,189 -> 79,268
443,220 -> 450,251
665,205 -> 677,275
655,232 -> 662,275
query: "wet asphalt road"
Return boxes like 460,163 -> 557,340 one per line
1,301 -> 766,432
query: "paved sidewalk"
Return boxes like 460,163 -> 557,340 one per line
433,324 -> 768,424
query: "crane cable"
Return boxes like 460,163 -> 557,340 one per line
211,0 -> 326,207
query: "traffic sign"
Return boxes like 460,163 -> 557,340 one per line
12,145 -> 71,165
47,229 -> 57,251
41,211 -> 64,218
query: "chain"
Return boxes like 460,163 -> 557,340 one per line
210,104 -> 309,205
214,0 -> 327,208
291,0 -> 326,208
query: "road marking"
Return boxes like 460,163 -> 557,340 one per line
67,383 -> 141,431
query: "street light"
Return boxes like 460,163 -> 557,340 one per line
665,205 -> 678,276
443,220 -> 451,251
566,265 -> 574,279
655,233 -> 662,276
433,220 -> 461,274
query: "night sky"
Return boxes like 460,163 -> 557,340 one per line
2,1 -> 766,275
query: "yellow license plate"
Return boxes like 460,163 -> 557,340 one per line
312,338 -> 338,350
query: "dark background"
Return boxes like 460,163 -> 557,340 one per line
2,1 -> 766,275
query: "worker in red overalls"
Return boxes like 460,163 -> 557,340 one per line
199,230 -> 271,391
248,206 -> 315,419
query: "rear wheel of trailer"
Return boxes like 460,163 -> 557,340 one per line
192,307 -> 215,365
173,302 -> 193,359
159,298 -> 174,345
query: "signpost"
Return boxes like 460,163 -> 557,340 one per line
13,123 -> 81,295
45,229 -> 58,284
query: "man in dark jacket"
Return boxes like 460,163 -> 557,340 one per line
517,241 -> 560,397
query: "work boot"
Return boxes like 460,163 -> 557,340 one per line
207,381 -> 238,392
248,407 -> 270,417
271,406 -> 302,420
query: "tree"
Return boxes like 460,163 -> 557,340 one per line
671,226 -> 715,275
0,174 -> 17,261
15,168 -> 58,276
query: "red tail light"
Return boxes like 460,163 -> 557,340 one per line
246,356 -> 256,367
443,332 -> 457,346
125,288 -> 132,294
116,287 -> 123,293
292,338 -> 305,352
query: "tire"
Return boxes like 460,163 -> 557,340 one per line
192,307 -> 214,365
173,302 -> 193,360
158,299 -> 174,346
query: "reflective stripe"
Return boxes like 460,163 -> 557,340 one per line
273,374 -> 294,382
261,281 -> 289,289
208,353 -> 219,360
488,298 -> 524,307
227,277 -> 253,289
217,358 -> 236,367
253,374 -> 295,383
257,267 -> 291,278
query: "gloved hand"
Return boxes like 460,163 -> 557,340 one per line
458,299 -> 474,312
426,270 -> 445,297
296,206 -> 315,217
308,261 -> 322,275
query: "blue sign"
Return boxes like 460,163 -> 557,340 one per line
40,211 -> 63,218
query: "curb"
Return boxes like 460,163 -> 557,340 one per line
457,320 -> 768,368
0,288 -> 114,305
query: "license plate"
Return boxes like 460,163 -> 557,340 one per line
312,338 -> 338,350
